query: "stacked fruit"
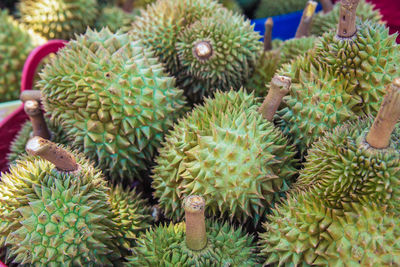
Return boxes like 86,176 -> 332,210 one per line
1,0 -> 399,266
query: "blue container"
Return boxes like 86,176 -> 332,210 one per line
251,4 -> 322,41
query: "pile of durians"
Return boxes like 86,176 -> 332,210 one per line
1,0 -> 400,266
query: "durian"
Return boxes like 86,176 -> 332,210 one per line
311,0 -> 383,36
39,28 -> 186,183
277,0 -> 400,155
125,195 -> 259,266
254,0 -> 309,18
109,184 -> 154,252
0,10 -> 45,102
95,6 -> 137,33
18,0 -> 98,40
128,0 -> 262,102
152,80 -> 297,225
0,137 -> 121,266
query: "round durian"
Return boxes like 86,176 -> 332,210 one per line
258,192 -> 400,266
95,6 -> 137,33
152,89 -> 297,225
125,195 -> 259,266
18,0 -> 98,40
311,0 -> 383,36
109,184 -> 154,252
39,28 -> 186,183
0,138 -> 121,266
0,10 -> 45,102
254,0 -> 309,18
128,0 -> 262,102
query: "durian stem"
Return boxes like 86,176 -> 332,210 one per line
366,78 -> 400,149
24,100 -> 51,140
264,18 -> 273,51
122,0 -> 134,12
184,195 -> 207,251
337,0 -> 360,38
320,0 -> 334,13
259,75 -> 291,122
20,90 -> 42,102
26,136 -> 79,172
295,1 -> 317,38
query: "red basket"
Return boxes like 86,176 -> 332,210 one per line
0,40 -> 66,173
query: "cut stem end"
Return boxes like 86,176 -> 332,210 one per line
337,0 -> 360,38
295,1 -> 317,38
264,18 -> 273,51
184,195 -> 207,251
24,100 -> 51,140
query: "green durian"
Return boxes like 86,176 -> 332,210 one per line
7,118 -> 69,164
18,0 -> 99,40
128,0 -> 262,102
95,6 -> 137,33
277,17 -> 400,155
258,192 -> 400,266
125,195 -> 259,266
109,184 -> 154,252
254,0 -> 309,18
311,0 -> 383,36
0,139 -> 121,266
0,10 -> 45,102
152,89 -> 297,225
39,28 -> 186,183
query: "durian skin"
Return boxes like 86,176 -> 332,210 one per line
39,28 -> 186,183
152,90 -> 297,225
109,185 -> 154,252
311,0 -> 383,36
18,0 -> 98,40
0,148 -> 121,266
294,118 -> 400,212
0,10 -> 45,102
125,221 -> 260,266
254,0 -> 308,19
129,0 -> 262,102
95,6 -> 137,33
259,192 -> 400,266
7,119 -> 69,164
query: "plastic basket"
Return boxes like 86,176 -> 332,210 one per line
0,40 -> 66,173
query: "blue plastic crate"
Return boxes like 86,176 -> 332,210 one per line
251,3 -> 322,41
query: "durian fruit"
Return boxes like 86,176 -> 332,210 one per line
39,28 -> 186,183
0,137 -> 121,266
311,0 -> 383,36
258,192 -> 400,266
95,5 -> 137,33
254,0 -> 309,18
109,184 -> 154,252
277,0 -> 400,156
125,195 -> 259,266
18,0 -> 99,40
7,91 -> 69,163
152,79 -> 297,225
128,0 -> 262,102
0,10 -> 45,102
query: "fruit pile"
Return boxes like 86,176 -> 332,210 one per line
1,0 -> 399,266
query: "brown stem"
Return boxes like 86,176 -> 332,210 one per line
24,100 -> 51,140
26,136 -> 79,172
193,41 -> 213,61
295,1 -> 317,38
366,78 -> 400,149
184,195 -> 207,251
259,75 -> 291,121
20,90 -> 42,102
122,0 -> 134,12
337,0 -> 360,38
264,18 -> 273,51
320,0 -> 334,13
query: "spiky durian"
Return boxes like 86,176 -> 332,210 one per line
95,6 -> 137,33
0,10 -> 45,102
311,0 -> 383,36
109,185 -> 154,252
152,89 -> 297,225
39,28 -> 186,183
128,0 -> 262,102
258,192 -> 400,266
18,0 -> 98,40
254,0 -> 309,18
125,195 -> 259,266
7,119 -> 68,163
0,138 -> 121,266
